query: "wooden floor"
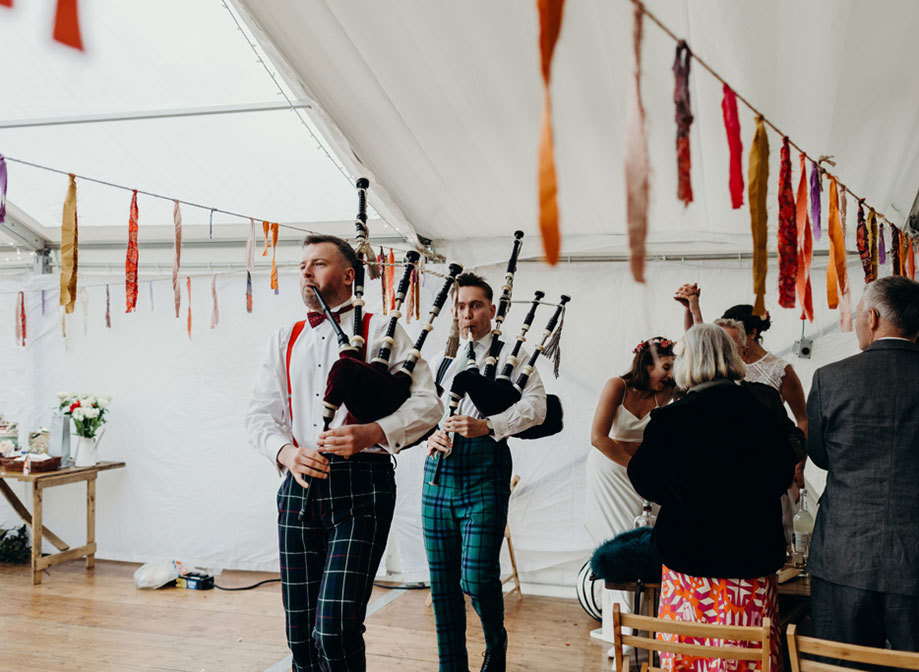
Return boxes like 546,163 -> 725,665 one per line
1,559 -> 611,671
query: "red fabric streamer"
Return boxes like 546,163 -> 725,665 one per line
777,138 -> 797,308
856,201 -> 871,283
53,0 -> 83,50
909,239 -> 917,280
0,1 -> 12,9
673,41 -> 693,206
125,190 -> 139,312
721,85 -> 744,209
795,153 -> 814,322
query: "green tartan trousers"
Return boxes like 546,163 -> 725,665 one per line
422,434 -> 512,672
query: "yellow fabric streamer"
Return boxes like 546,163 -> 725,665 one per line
747,117 -> 769,317
536,0 -> 565,265
826,178 -> 848,310
59,174 -> 79,313
270,222 -> 279,291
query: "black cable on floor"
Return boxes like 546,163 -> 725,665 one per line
214,578 -> 281,591
371,582 -> 428,590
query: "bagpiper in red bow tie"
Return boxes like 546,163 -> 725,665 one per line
307,302 -> 354,328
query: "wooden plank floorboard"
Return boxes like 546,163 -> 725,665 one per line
1,560 -> 610,671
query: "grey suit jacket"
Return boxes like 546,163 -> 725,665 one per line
806,338 -> 919,596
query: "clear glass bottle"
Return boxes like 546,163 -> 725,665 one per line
792,488 -> 815,570
633,500 -> 656,528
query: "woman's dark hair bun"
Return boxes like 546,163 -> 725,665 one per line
721,304 -> 771,339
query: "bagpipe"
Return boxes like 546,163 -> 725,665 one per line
429,233 -> 569,485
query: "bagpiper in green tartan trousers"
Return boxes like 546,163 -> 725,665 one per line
422,434 -> 512,672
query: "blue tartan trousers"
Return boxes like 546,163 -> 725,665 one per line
277,453 -> 396,672
422,435 -> 512,672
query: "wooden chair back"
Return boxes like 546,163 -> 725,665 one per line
787,624 -> 919,672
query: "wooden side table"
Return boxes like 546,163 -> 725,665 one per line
0,461 -> 125,584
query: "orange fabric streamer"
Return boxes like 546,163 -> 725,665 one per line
270,222 -> 279,292
909,239 -> 917,280
825,178 -> 848,310
53,0 -> 83,50
536,0 -> 565,265
747,117 -> 769,317
60,174 -> 79,314
795,155 -> 814,322
261,221 -> 270,256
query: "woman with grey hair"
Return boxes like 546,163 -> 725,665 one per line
627,324 -> 797,672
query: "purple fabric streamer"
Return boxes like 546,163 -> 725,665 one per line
0,154 -> 7,224
209,209 -> 214,240
809,161 -> 822,241
879,223 -> 887,264
41,290 -> 45,315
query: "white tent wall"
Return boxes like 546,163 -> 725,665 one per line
0,246 -> 865,590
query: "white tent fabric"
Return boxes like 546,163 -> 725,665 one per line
234,0 -> 919,263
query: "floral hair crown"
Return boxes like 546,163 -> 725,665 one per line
633,337 -> 675,355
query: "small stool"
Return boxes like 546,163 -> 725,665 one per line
500,475 -> 522,599
602,579 -> 661,619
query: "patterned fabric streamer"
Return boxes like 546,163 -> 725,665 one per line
270,222 -> 279,294
624,0 -> 650,282
15,291 -> 25,347
246,271 -> 253,313
826,178 -> 848,310
777,138 -> 797,308
105,284 -> 111,328
0,154 -> 7,223
809,161 -> 822,241
125,190 -> 139,312
536,0 -> 566,265
172,201 -> 182,318
721,85 -> 743,209
210,274 -> 219,329
838,192 -> 852,331
748,117 -> 769,317
878,222 -> 887,264
53,0 -> 83,50
186,276 -> 192,339
673,41 -> 693,206
856,201 -> 871,282
60,174 -> 79,314
868,208 -> 878,281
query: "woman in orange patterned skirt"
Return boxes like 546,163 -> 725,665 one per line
627,324 -> 798,672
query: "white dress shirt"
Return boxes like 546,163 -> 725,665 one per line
431,334 -> 547,441
246,301 -> 443,471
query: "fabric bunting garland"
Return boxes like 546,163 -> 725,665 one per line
53,0 -> 83,50
125,190 -> 139,312
14,291 -> 25,347
60,174 -> 79,314
721,85 -> 743,209
878,221 -> 887,265
826,178 -> 848,310
673,41 -> 693,206
856,200 -> 871,282
868,208 -> 878,281
105,284 -> 111,328
186,277 -> 192,339
172,201 -> 182,318
624,0 -> 650,282
777,138 -> 797,308
809,162 -> 822,241
536,0 -> 565,265
747,116 -> 769,317
838,191 -> 852,331
211,275 -> 219,329
270,222 -> 279,293
0,154 -> 7,223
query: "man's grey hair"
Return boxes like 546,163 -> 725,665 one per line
674,323 -> 747,390
862,276 -> 919,338
713,318 -> 748,348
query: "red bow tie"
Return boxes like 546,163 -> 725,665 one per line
307,303 -> 354,328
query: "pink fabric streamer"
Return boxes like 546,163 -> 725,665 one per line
809,161 -> 822,241
105,284 -> 111,328
172,200 -> 182,318
721,85 -> 743,209
624,0 -> 649,283
210,274 -> 219,329
838,192 -> 852,332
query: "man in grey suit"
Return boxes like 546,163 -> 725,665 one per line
806,275 -> 919,649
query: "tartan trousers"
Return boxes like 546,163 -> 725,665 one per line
277,453 -> 396,672
422,435 -> 512,672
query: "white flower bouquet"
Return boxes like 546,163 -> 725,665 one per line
58,393 -> 112,439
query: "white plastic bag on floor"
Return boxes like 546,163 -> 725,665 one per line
133,560 -> 186,589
